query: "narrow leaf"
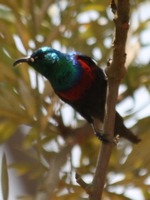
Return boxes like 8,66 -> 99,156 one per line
1,154 -> 9,200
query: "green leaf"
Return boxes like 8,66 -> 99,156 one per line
81,4 -> 105,12
23,126 -> 39,149
1,154 -> 9,200
0,121 -> 17,143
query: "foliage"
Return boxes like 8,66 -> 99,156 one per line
0,0 -> 150,199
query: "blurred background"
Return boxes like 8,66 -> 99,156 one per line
0,0 -> 150,199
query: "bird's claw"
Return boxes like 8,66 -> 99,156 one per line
95,132 -> 119,144
91,122 -> 119,144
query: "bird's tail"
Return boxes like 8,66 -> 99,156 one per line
120,128 -> 141,144
114,112 -> 141,144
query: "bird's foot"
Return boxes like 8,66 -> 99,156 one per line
91,123 -> 119,144
95,132 -> 110,142
95,132 -> 119,144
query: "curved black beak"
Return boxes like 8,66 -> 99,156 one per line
13,57 -> 32,67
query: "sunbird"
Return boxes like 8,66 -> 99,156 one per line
13,47 -> 141,143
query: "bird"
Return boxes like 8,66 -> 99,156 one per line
13,46 -> 141,143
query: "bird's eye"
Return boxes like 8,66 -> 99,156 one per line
31,52 -> 45,61
40,53 -> 46,59
35,53 -> 45,60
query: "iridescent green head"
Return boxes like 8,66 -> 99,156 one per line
13,47 -> 82,91
13,47 -> 62,77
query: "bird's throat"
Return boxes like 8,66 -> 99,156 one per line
47,60 -> 83,93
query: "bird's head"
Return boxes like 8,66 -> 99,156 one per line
13,47 -> 61,77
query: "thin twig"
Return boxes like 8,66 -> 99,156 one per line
75,172 -> 93,194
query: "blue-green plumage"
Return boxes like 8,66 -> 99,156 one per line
13,46 -> 141,144
29,47 -> 84,92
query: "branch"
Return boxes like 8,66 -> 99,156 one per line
88,1 -> 130,199
75,173 -> 93,194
